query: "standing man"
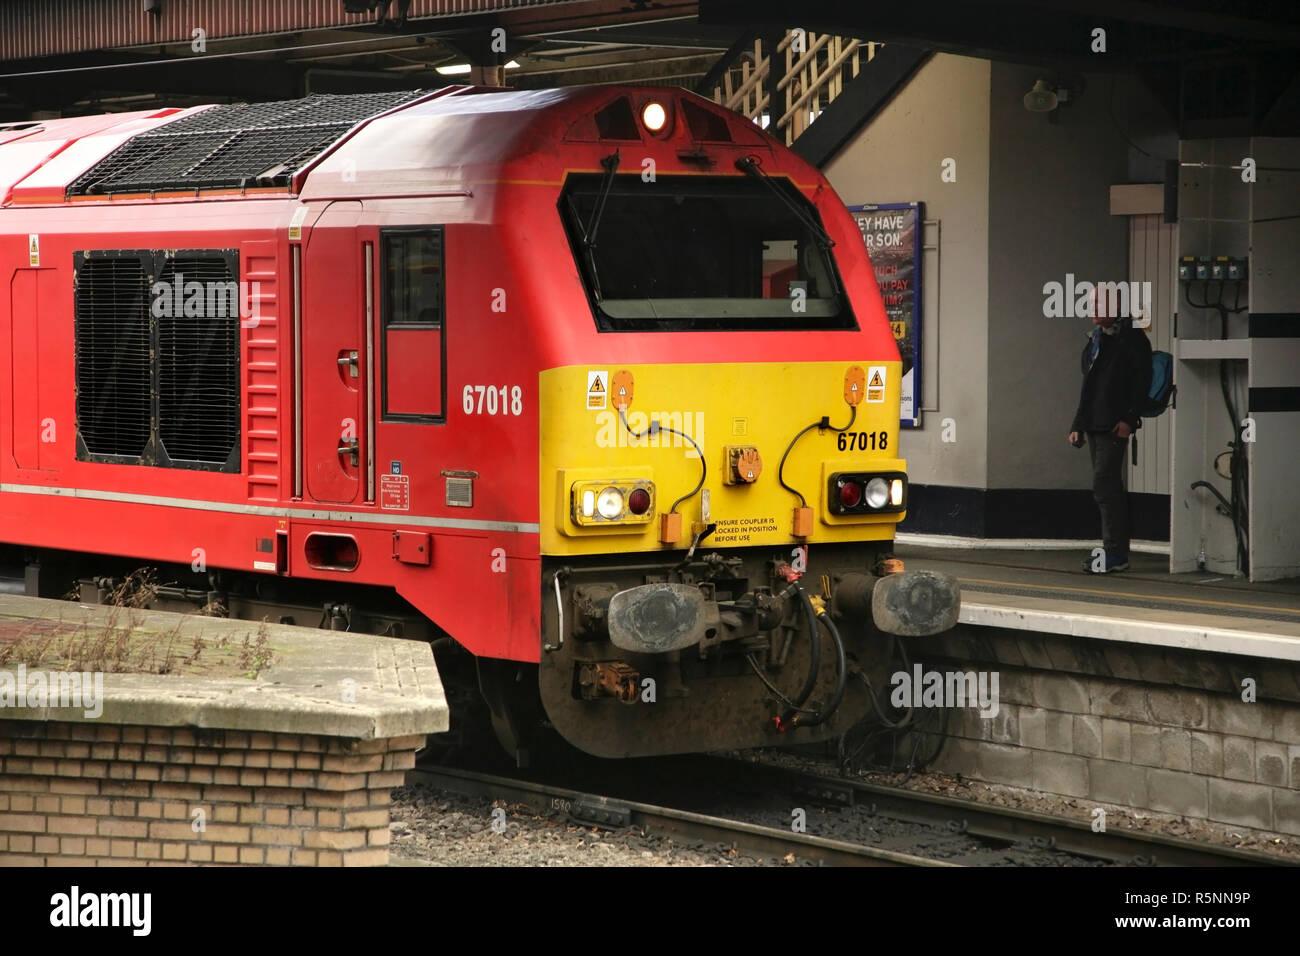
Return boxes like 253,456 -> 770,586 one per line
1068,293 -> 1152,573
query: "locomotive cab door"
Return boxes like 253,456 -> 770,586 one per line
302,201 -> 369,504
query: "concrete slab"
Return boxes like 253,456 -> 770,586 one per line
957,592 -> 1300,661
0,594 -> 448,739
899,545 -> 1300,661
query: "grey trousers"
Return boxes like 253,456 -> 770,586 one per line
1087,430 -> 1130,559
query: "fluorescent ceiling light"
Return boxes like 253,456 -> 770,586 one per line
436,60 -> 520,76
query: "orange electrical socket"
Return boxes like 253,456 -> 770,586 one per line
844,366 -> 865,406
659,511 -> 682,544
734,447 -> 762,483
725,446 -> 763,484
792,506 -> 814,538
612,370 -> 635,410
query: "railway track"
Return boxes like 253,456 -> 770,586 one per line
407,764 -> 949,866
408,754 -> 1292,867
710,755 -> 1290,867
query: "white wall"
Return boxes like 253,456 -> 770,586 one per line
985,62 -> 1132,490
826,60 -> 1177,506
1126,213 -> 1176,496
824,53 -> 992,489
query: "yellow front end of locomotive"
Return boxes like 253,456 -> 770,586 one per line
538,361 -> 906,556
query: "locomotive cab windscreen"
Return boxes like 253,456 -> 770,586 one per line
560,172 -> 858,332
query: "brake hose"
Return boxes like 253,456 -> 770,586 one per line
784,583 -> 821,714
773,584 -> 847,730
786,591 -> 848,729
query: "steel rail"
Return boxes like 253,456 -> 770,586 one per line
710,756 -> 1293,867
407,765 -> 950,867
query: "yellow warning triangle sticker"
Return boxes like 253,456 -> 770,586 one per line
868,370 -> 884,387
590,377 -> 605,392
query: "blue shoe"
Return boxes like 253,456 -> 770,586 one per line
1081,553 -> 1129,573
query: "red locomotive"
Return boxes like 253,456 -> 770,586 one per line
0,85 -> 957,760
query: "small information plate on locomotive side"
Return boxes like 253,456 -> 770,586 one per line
380,474 -> 410,510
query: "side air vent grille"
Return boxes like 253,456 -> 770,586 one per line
445,477 -> 474,508
74,254 -> 152,459
74,249 -> 241,472
156,256 -> 241,466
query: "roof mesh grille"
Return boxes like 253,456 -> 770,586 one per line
66,90 -> 424,196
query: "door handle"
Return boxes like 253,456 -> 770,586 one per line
337,350 -> 359,378
337,438 -> 359,466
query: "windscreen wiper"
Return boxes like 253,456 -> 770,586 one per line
735,155 -> 835,251
586,149 -> 621,250
569,150 -> 621,302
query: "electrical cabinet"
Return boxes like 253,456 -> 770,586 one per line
1171,137 -> 1300,581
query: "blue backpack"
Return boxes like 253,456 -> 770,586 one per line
1142,350 -> 1174,417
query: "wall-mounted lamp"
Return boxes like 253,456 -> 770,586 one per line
1023,79 -> 1060,112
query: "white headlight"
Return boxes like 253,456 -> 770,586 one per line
642,102 -> 667,131
890,479 -> 905,506
581,489 -> 596,518
596,487 -> 625,519
865,478 -> 890,509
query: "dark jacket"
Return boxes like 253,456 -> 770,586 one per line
1071,317 -> 1152,433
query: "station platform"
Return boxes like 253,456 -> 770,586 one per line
895,539 -> 1300,662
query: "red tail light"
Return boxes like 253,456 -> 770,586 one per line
828,471 -> 908,515
838,480 -> 862,509
628,488 -> 652,515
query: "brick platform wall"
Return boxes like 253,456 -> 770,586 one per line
905,627 -> 1300,836
0,721 -> 422,866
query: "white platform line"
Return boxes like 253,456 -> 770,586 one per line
960,599 -> 1300,662
897,532 -> 1170,555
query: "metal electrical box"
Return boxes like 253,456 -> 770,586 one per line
1171,136 -> 1300,581
392,530 -> 432,566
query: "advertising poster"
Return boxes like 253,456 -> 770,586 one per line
847,202 -> 923,428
